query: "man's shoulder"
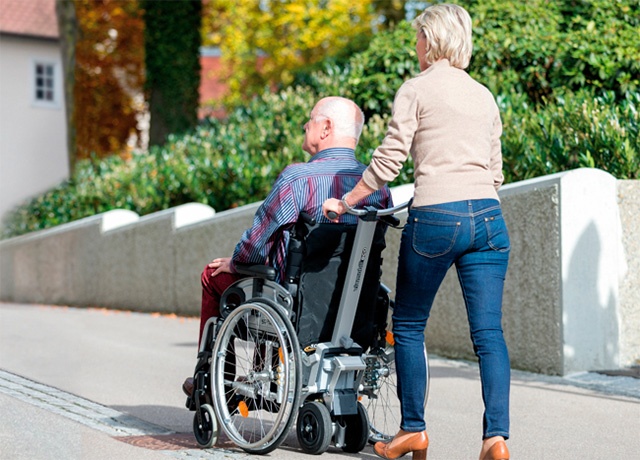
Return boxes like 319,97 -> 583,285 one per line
277,161 -> 312,182
278,156 -> 365,181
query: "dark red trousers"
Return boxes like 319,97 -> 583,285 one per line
199,265 -> 243,345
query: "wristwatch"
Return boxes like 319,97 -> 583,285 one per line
341,193 -> 355,212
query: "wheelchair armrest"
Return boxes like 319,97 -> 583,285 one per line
234,262 -> 277,281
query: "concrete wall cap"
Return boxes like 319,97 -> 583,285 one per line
173,203 -> 215,229
129,203 -> 215,229
101,209 -> 140,233
0,209 -> 141,246
391,183 -> 414,206
500,168 -> 615,197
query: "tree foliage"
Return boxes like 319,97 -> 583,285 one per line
470,0 -> 640,101
3,0 -> 638,238
202,0 -> 377,107
141,0 -> 202,146
372,0 -> 408,27
74,0 -> 145,161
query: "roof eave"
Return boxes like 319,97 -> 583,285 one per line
0,31 -> 59,43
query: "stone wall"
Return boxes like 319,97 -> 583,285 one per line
1,169 -> 637,375
389,169 -> 630,375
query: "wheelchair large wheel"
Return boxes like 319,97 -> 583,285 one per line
361,334 -> 429,444
296,401 -> 333,455
211,301 -> 302,455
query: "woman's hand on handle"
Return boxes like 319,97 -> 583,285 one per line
323,179 -> 378,222
322,198 -> 346,223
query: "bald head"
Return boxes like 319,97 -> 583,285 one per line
302,96 -> 366,155
314,96 -> 365,143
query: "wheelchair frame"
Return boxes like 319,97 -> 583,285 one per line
186,201 -> 429,455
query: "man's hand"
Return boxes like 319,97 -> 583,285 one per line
322,198 -> 346,222
208,257 -> 233,277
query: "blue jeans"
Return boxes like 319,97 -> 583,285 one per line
393,199 -> 510,440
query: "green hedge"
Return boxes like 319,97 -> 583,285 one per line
500,90 -> 639,181
470,0 -> 639,101
3,0 -> 638,238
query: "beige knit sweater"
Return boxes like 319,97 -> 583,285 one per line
362,59 -> 504,207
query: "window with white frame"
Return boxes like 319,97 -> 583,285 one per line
32,61 -> 59,107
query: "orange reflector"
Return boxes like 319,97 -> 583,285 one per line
279,347 -> 284,363
238,400 -> 249,418
386,330 -> 395,346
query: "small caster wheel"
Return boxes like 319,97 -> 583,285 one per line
297,401 -> 332,455
193,403 -> 218,448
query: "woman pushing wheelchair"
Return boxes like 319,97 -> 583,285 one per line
323,4 -> 511,460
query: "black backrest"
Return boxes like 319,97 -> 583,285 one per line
286,218 -> 387,350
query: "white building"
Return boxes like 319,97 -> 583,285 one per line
0,0 -> 69,227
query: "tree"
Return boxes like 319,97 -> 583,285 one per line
141,0 -> 202,146
372,0 -> 407,27
202,0 -> 377,107
55,0 -> 79,173
74,0 -> 145,161
5,0 -> 638,238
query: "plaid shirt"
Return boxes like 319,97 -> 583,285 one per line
231,148 -> 393,282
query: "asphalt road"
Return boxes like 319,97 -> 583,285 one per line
1,302 -> 638,459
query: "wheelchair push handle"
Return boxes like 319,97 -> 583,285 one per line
326,200 -> 410,221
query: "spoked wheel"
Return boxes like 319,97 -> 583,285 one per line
211,301 -> 302,455
297,401 -> 333,455
361,333 -> 429,444
340,401 -> 369,453
193,403 -> 218,448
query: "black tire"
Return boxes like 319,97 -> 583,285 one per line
297,401 -> 333,455
193,403 -> 218,448
341,401 -> 369,453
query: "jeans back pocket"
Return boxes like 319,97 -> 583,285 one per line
411,217 -> 461,258
484,215 -> 510,252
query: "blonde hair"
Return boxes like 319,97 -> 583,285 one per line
316,96 -> 365,142
412,3 -> 473,69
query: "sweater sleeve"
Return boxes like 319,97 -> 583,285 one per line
489,108 -> 504,191
362,82 -> 419,190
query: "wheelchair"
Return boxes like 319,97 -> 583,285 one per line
185,201 -> 429,455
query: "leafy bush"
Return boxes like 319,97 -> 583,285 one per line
470,0 -> 565,101
470,0 -> 640,101
3,0 -> 638,238
346,22 -> 419,119
2,88 -> 315,237
500,90 -> 639,181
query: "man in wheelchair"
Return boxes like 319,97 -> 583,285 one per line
183,96 -> 392,398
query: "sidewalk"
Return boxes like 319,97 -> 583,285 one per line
1,302 -> 638,459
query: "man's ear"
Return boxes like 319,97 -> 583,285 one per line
321,119 -> 332,139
